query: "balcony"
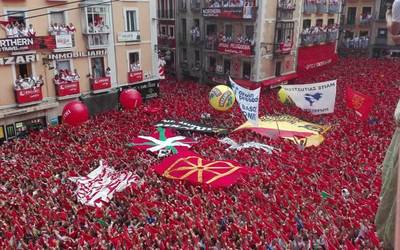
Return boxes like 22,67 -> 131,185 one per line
54,80 -> 80,100
14,87 -> 43,107
359,16 -> 373,26
316,2 -> 328,14
328,4 -> 340,14
326,30 -> 338,42
205,38 -> 218,50
191,0 -> 201,11
301,32 -> 328,46
84,33 -> 109,49
274,42 -> 293,56
202,3 -> 257,20
128,70 -> 144,84
277,0 -> 296,20
117,31 -> 140,43
341,37 -> 370,49
303,2 -> 316,14
158,36 -> 176,48
90,77 -> 111,94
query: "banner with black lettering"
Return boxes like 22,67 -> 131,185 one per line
155,119 -> 228,135
229,77 -> 261,125
282,80 -> 337,115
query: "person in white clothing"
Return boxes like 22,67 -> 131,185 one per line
387,0 -> 400,44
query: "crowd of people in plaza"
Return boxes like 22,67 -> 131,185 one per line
1,57 -> 399,248
53,69 -> 80,85
48,23 -> 76,36
0,21 -> 35,38
13,75 -> 44,91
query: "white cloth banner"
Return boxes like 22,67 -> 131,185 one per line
69,161 -> 141,207
282,80 -> 337,115
229,77 -> 261,125
219,137 -> 276,154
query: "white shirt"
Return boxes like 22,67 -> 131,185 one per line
393,0 -> 400,22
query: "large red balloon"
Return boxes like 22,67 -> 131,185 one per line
120,89 -> 143,110
62,101 -> 89,126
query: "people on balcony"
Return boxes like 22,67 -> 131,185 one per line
130,62 -> 141,72
88,21 -> 110,33
206,0 -> 255,8
342,36 -> 369,49
190,26 -> 201,42
14,75 -> 44,91
301,24 -> 338,45
360,13 -> 373,24
279,36 -> 293,54
279,0 -> 295,9
53,69 -> 80,85
49,22 -> 76,36
0,21 -> 35,38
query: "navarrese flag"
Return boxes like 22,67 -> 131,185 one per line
345,88 -> 374,120
154,151 -> 250,188
235,115 -> 330,148
69,161 -> 141,207
128,127 -> 196,155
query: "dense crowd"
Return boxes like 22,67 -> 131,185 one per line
1,57 -> 399,248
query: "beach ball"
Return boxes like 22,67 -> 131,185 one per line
62,101 -> 89,126
120,89 -> 143,110
209,85 -> 235,111
278,87 -> 293,104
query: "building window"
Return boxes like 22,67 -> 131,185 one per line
347,7 -> 357,25
225,24 -> 233,38
377,28 -> 387,38
125,10 -> 138,32
169,0 -> 174,18
194,19 -> 200,27
245,25 -> 254,39
49,11 -> 66,26
275,61 -> 282,76
129,52 -> 140,71
209,56 -> 216,72
7,10 -> 26,25
362,7 -> 372,16
6,124 -> 15,139
223,59 -> 231,74
181,18 -> 187,41
303,19 -> 311,29
194,50 -> 200,64
182,48 -> 188,62
160,25 -> 167,35
359,31 -> 368,37
168,25 -> 175,38
242,61 -> 251,80
15,63 -> 33,79
86,6 -> 110,33
328,18 -> 335,26
206,24 -> 217,36
316,19 -> 323,27
56,60 -> 72,72
91,57 -> 105,78
275,22 -> 294,44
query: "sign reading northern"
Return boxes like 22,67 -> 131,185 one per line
202,6 -> 255,19
217,42 -> 253,56
0,36 -> 56,52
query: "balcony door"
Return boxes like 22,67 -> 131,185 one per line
223,59 -> 231,75
91,57 -> 105,78
15,63 -> 33,79
347,7 -> 356,25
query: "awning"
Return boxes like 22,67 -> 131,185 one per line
261,72 -> 298,87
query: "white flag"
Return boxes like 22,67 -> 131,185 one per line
229,77 -> 261,125
219,137 -> 276,154
69,161 -> 141,207
282,80 -> 337,115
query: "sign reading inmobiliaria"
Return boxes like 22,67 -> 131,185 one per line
48,50 -> 107,60
0,36 -> 56,52
218,42 -> 253,56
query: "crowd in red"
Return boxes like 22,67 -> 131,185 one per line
1,57 -> 399,249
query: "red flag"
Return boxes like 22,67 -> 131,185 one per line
154,151 -> 250,188
345,88 -> 374,120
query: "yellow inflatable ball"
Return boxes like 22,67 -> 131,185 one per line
209,85 -> 236,111
278,87 -> 293,105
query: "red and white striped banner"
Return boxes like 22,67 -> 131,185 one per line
69,161 -> 141,207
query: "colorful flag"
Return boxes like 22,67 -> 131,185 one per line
154,151 -> 250,188
282,80 -> 337,114
345,88 -> 374,120
69,160 -> 141,207
229,77 -> 261,125
155,119 -> 228,135
235,115 -> 330,148
218,137 -> 277,154
321,191 -> 331,199
128,127 -> 196,154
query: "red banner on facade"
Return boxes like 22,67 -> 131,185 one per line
217,42 -> 253,56
55,81 -> 80,97
297,43 -> 338,73
15,88 -> 43,104
0,36 -> 56,53
202,7 -> 255,19
90,77 -> 111,91
128,70 -> 143,84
